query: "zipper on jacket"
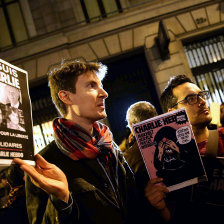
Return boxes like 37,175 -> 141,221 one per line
97,157 -> 119,201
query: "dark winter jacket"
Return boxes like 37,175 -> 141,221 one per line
25,141 -> 141,224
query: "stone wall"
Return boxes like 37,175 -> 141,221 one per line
0,0 -> 223,95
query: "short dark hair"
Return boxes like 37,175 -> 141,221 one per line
48,58 -> 107,116
160,74 -> 194,112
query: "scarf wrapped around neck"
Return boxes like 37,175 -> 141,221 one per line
53,118 -> 113,161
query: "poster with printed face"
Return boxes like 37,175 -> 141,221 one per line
0,58 -> 35,169
132,108 -> 207,191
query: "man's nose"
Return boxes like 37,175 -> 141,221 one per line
198,95 -> 206,106
99,87 -> 108,99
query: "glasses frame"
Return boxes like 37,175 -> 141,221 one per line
172,90 -> 210,108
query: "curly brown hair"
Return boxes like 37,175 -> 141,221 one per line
48,58 -> 107,116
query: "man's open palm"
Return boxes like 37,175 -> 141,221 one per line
13,154 -> 69,202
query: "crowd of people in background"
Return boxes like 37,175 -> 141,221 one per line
0,58 -> 223,223
0,165 -> 28,223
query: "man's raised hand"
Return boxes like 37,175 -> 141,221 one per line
13,154 -> 69,202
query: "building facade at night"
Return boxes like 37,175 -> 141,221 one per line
0,0 -> 223,152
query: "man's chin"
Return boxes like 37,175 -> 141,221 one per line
205,115 -> 212,125
195,117 -> 212,128
199,113 -> 212,124
97,112 -> 107,120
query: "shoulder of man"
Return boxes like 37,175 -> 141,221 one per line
39,140 -> 57,155
38,140 -> 63,164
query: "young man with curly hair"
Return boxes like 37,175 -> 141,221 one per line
14,59 -> 151,224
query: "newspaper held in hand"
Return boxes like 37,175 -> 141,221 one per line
0,58 -> 35,170
132,108 -> 207,192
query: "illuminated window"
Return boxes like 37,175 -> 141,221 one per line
183,34 -> 224,105
0,0 -> 28,48
33,120 -> 54,154
33,125 -> 46,154
41,121 -> 54,145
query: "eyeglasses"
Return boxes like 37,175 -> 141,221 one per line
172,90 -> 210,108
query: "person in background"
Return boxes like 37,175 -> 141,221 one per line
118,127 -> 131,153
125,101 -> 158,175
13,59 -> 156,224
145,74 -> 224,223
0,165 -> 28,224
220,102 -> 224,127
0,168 -> 10,207
124,101 -> 169,223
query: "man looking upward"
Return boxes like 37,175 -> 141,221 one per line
145,74 -> 224,223
160,74 -> 224,156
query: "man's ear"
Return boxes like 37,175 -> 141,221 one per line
58,90 -> 72,105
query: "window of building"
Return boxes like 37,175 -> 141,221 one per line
80,0 -> 123,22
0,0 -> 28,49
183,32 -> 224,105
30,81 -> 59,153
81,0 -> 101,22
102,0 -> 121,16
33,121 -> 54,154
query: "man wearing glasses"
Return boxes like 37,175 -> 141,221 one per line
160,74 -> 224,157
145,74 -> 224,223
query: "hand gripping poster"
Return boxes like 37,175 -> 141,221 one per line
132,108 -> 207,191
0,58 -> 35,170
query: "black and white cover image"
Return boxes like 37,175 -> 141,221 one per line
0,58 -> 35,169
133,108 -> 207,191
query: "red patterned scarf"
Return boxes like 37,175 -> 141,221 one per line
53,118 -> 113,161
